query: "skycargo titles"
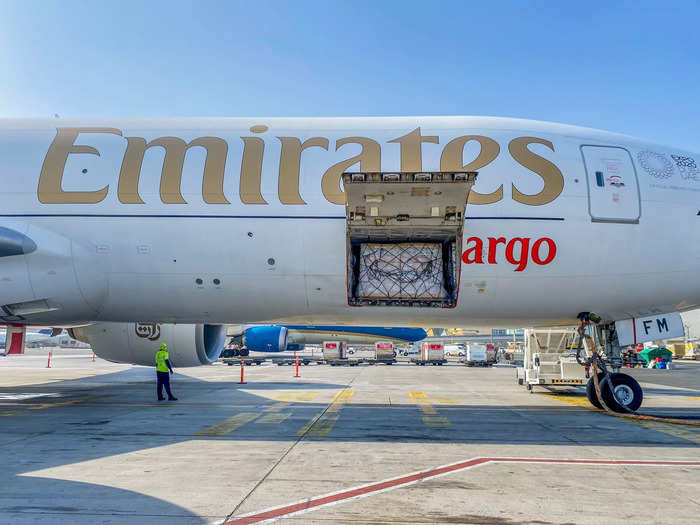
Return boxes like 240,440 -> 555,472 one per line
38,126 -> 564,207
462,236 -> 557,272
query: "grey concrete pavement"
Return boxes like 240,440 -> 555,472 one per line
0,351 -> 698,524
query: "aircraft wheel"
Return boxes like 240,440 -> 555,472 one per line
586,374 -> 605,409
587,373 -> 643,412
608,373 -> 643,412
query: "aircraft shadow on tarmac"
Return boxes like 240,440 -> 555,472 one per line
1,366 -> 699,523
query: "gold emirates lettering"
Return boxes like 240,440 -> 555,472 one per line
38,127 -> 564,206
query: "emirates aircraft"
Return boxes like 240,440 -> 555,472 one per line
0,116 -> 696,410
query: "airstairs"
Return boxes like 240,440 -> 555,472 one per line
343,171 -> 477,307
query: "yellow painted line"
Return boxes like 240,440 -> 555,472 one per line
632,420 -> 700,445
543,394 -> 700,444
195,412 -> 259,437
27,396 -> 97,411
684,396 -> 700,401
541,393 -> 591,407
256,412 -> 291,424
300,389 -> 355,437
270,391 -> 320,403
409,391 -> 451,427
422,414 -> 451,427
330,390 -> 355,405
430,396 -> 457,405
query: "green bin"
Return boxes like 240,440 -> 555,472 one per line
638,347 -> 673,365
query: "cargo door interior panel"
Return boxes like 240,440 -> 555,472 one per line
343,171 -> 477,307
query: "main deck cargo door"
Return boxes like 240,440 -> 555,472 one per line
343,171 -> 477,308
581,146 -> 640,223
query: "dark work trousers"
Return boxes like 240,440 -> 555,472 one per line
157,370 -> 175,399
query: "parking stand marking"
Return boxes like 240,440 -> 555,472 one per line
298,389 -> 355,437
222,457 -> 700,525
632,419 -> 700,445
543,393 -> 700,444
270,391 -> 320,403
409,391 -> 450,427
195,413 -> 259,437
256,401 -> 292,424
542,393 -> 591,407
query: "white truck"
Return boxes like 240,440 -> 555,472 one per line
412,342 -> 446,366
465,344 -> 489,367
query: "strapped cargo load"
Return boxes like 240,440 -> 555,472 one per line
343,171 -> 477,307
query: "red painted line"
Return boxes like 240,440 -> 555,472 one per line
222,457 -> 700,524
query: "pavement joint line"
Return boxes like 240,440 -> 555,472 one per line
221,457 -> 700,525
224,373 -> 363,524
304,389 -> 355,436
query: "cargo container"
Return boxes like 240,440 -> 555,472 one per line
322,340 -> 348,363
413,342 -> 446,365
374,341 -> 396,364
465,344 -> 489,366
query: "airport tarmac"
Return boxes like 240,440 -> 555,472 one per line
1,349 -> 699,524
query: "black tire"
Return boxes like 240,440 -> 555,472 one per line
518,378 -> 523,386
586,374 -> 605,409
240,349 -> 249,357
587,373 -> 643,412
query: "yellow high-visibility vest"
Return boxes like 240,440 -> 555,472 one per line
155,350 -> 170,372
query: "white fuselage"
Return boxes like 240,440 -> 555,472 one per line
1,116 -> 698,327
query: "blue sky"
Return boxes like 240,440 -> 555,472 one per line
1,1 -> 698,150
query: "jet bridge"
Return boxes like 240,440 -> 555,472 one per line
343,171 -> 477,308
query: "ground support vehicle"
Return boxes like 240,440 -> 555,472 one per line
516,329 -> 587,390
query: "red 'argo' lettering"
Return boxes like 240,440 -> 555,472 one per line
461,236 -> 557,271
504,237 -> 531,272
531,237 -> 556,265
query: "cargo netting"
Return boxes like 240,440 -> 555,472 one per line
354,243 -> 448,302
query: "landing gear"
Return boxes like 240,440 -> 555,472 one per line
586,372 -> 643,412
576,313 -> 645,413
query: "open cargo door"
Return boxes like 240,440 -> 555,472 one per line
343,171 -> 477,308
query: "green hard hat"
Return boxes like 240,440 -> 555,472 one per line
159,343 -> 167,350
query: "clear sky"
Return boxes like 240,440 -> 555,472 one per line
1,0 -> 698,150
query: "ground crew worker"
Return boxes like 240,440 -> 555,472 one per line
155,343 -> 177,401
